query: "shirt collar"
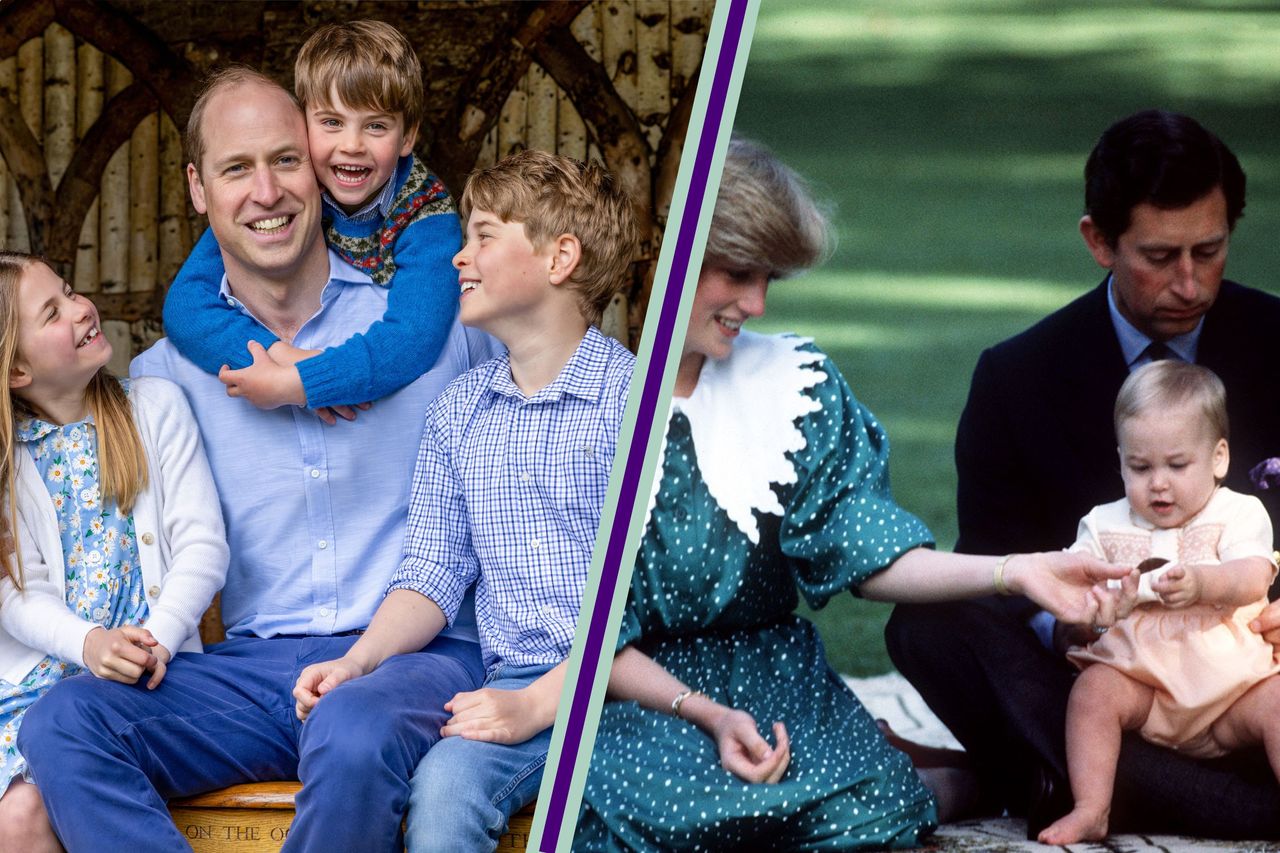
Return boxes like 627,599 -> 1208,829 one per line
320,155 -> 404,223
217,249 -> 375,316
488,326 -> 615,404
1106,275 -> 1202,368
16,411 -> 93,443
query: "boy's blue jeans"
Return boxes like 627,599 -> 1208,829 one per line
18,634 -> 483,853
405,662 -> 554,852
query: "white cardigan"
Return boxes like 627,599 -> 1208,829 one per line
0,376 -> 229,685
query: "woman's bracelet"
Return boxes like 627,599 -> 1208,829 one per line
671,689 -> 703,718
994,554 -> 1014,596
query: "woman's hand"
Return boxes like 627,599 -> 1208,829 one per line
710,708 -> 790,784
1152,564 -> 1201,608
1006,551 -> 1137,626
82,625 -> 159,684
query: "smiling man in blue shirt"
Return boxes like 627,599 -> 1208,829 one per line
294,149 -> 638,852
20,68 -> 495,853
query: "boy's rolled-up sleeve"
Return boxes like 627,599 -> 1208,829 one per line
386,400 -> 479,625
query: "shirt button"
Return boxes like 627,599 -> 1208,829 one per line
317,540 -> 328,550
530,538 -> 540,550
148,585 -> 160,598
519,472 -> 531,482
141,533 -> 155,546
310,469 -> 321,479
318,607 -> 331,617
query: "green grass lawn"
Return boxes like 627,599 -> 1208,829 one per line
732,0 -> 1280,676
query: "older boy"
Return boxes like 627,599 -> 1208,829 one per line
294,149 -> 637,851
164,20 -> 460,413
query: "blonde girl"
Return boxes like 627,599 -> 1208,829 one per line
0,253 -> 228,851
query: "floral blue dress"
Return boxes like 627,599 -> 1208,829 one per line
0,394 -> 148,789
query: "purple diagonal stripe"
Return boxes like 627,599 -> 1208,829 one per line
538,0 -> 751,848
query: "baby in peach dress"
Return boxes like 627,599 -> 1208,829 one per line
1039,361 -> 1280,845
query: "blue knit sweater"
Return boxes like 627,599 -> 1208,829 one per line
162,154 -> 461,408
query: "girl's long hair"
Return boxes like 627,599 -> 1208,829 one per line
0,252 -> 148,590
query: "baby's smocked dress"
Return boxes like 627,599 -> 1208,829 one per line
577,333 -> 937,851
1067,487 -> 1280,758
0,391 -> 148,789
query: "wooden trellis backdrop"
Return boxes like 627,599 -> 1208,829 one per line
0,0 -> 714,374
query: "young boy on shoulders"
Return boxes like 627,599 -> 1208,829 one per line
292,148 -> 638,851
164,20 -> 460,415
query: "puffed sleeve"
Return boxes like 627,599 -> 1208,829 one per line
1068,508 -> 1106,560
779,354 -> 933,609
1217,491 -> 1276,566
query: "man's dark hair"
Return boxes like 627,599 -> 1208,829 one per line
1084,110 -> 1245,246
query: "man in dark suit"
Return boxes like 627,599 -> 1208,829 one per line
886,110 -> 1280,838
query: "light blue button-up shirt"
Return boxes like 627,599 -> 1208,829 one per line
132,249 -> 496,640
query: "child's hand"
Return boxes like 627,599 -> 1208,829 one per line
83,625 -> 159,684
145,643 -> 172,690
1153,564 -> 1201,608
266,341 -> 320,367
440,687 -> 547,745
258,341 -> 374,425
218,341 -> 307,409
710,708 -> 790,784
293,657 -> 366,721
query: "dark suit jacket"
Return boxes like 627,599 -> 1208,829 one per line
955,278 -> 1280,557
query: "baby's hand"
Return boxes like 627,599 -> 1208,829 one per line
218,341 -> 306,409
1152,564 -> 1200,608
711,708 -> 790,784
83,625 -> 158,684
441,687 -> 545,745
292,657 -> 365,721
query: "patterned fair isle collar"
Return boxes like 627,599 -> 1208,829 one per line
647,331 -> 828,544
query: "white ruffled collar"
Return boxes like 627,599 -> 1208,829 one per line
648,331 -> 827,544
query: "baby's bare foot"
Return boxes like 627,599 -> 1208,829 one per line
1037,807 -> 1108,846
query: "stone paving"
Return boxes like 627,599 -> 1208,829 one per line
845,673 -> 1280,852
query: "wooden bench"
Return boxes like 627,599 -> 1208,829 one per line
166,596 -> 536,851
168,783 -> 535,851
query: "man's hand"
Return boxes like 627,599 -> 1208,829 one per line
83,625 -> 159,684
293,657 -> 366,721
711,709 -> 790,784
441,687 -> 547,745
219,341 -> 306,409
1250,599 -> 1280,645
146,643 -> 172,690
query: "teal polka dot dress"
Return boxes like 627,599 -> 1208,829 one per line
577,334 -> 939,851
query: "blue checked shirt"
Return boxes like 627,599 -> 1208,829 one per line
388,326 -> 635,671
